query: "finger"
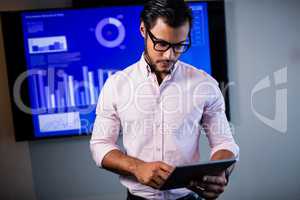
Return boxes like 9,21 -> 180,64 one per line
158,169 -> 170,181
149,182 -> 159,189
204,184 -> 225,194
203,175 -> 227,185
156,169 -> 174,187
149,179 -> 160,189
201,191 -> 220,199
159,162 -> 175,173
153,174 -> 165,187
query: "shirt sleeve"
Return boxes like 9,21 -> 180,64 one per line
90,75 -> 121,168
201,81 -> 240,160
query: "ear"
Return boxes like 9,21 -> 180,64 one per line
140,21 -> 146,38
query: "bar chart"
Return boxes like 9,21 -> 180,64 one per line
31,41 -> 65,52
31,66 -> 117,112
28,36 -> 68,54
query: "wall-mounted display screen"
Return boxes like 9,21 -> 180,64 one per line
2,1 -> 230,140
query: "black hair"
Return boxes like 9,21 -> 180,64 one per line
140,0 -> 193,31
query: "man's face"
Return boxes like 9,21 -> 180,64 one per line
140,18 -> 190,74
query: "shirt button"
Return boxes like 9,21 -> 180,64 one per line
156,98 -> 160,104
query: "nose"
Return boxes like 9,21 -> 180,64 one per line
162,47 -> 175,60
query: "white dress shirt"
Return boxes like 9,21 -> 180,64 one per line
90,53 -> 239,200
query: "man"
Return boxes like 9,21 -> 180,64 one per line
90,0 -> 239,199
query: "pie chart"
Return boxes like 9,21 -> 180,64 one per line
95,17 -> 126,48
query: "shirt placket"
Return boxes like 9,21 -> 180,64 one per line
151,73 -> 172,163
149,74 -> 163,161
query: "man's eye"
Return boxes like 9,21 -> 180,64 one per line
157,42 -> 169,47
175,44 -> 185,49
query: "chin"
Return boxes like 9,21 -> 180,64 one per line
157,64 -> 172,72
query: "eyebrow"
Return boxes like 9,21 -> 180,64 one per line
152,34 -> 188,45
155,37 -> 188,45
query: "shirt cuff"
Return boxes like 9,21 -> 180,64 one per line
90,142 -> 121,168
209,142 -> 240,161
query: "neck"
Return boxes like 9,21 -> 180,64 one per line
155,71 -> 167,85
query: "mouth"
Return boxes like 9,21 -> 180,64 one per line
158,61 -> 174,68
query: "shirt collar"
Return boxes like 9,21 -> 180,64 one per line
138,52 -> 179,79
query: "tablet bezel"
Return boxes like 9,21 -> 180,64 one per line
159,158 -> 236,190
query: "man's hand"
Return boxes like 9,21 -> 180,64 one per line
134,161 -> 175,189
188,171 -> 227,200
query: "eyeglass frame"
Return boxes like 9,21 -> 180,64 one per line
146,29 -> 192,54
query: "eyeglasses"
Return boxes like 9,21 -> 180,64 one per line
147,29 -> 191,54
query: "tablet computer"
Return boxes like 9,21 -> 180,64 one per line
159,158 -> 236,190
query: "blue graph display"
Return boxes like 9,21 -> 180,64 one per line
21,2 -> 211,138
